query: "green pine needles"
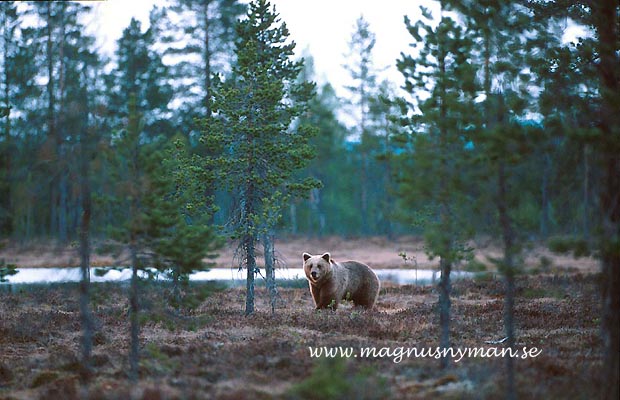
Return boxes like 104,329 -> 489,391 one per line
200,0 -> 319,315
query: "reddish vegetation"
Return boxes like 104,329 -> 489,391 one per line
0,258 -> 603,399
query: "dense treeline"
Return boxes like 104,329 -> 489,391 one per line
0,0 -> 611,242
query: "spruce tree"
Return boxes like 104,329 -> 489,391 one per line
143,135 -> 222,309
201,0 -> 318,315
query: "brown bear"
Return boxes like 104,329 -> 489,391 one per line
303,252 -> 380,310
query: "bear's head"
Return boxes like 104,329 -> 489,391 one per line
303,252 -> 332,284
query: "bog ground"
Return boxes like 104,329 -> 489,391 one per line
0,238 -> 603,399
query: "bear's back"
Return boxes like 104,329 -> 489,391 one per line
336,261 -> 380,307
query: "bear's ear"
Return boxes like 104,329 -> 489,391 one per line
303,252 -> 312,262
321,253 -> 331,263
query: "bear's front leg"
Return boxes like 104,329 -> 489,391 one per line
309,284 -> 322,308
317,292 -> 338,310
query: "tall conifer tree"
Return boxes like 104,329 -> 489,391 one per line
343,16 -> 380,234
158,0 -> 246,133
202,0 -> 318,315
397,4 -> 478,368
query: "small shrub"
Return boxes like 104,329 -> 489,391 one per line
287,358 -> 390,400
522,287 -> 564,299
0,259 -> 18,283
140,342 -> 180,377
548,236 -> 591,258
538,255 -> 553,271
31,370 -> 59,388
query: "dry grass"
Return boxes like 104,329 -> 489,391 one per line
0,269 -> 603,399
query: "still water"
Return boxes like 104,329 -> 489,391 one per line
1,267 -> 472,285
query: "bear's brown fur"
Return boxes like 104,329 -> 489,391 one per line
303,252 -> 380,310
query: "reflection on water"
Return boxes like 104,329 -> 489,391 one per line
1,267 -> 473,285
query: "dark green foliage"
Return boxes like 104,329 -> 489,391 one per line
287,358 -> 390,400
109,94 -> 220,294
108,15 -> 174,140
158,0 -> 246,133
0,2 -> 21,235
143,136 -> 222,298
397,5 -> 479,369
547,236 -> 592,258
396,7 -> 478,264
0,260 -> 17,283
200,0 -> 318,314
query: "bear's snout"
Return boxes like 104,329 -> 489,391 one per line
310,271 -> 318,279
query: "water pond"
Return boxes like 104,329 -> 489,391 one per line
1,267 -> 473,285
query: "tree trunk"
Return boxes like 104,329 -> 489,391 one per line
58,168 -> 68,242
498,160 -> 516,400
56,3 -> 68,243
129,241 -> 140,382
78,205 -> 93,382
438,256 -> 451,369
360,150 -> 369,234
583,145 -> 590,239
80,186 -> 94,380
1,15 -> 12,235
540,153 -> 550,238
263,232 -> 278,314
436,20 -> 452,370
78,109 -> 93,383
203,0 -> 212,117
289,203 -> 297,235
172,266 -> 181,313
382,119 -> 394,239
593,2 -> 620,398
244,232 -> 256,315
45,3 -> 58,239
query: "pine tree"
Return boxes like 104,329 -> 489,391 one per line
0,2 -> 20,235
343,16 -> 380,234
5,13 -> 47,239
26,1 -> 102,379
109,93 -> 221,379
158,0 -> 246,135
445,2 -> 545,396
397,4 -> 478,368
368,81 -> 402,237
293,82 -> 349,236
30,1 -> 99,242
108,15 -> 174,141
527,2 -> 620,397
201,0 -> 318,315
